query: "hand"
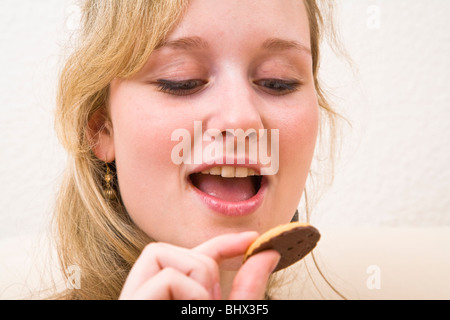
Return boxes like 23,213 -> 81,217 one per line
119,232 -> 280,300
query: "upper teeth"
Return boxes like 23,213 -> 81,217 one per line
201,166 -> 257,178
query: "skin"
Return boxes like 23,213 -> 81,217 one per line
92,0 -> 319,299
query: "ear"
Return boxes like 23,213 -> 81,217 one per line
86,107 -> 115,162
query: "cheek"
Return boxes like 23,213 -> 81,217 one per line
109,86 -> 184,220
110,80 -> 190,176
274,94 -> 319,214
280,99 -> 319,166
113,106 -> 170,174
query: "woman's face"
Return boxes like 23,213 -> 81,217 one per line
107,0 -> 319,251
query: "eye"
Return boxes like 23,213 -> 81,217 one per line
155,79 -> 207,96
255,79 -> 301,96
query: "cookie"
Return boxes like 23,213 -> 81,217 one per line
243,222 -> 321,272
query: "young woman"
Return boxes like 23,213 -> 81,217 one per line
54,0 -> 341,300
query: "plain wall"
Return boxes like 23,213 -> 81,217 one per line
312,0 -> 450,227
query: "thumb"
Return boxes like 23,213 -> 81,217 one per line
228,250 -> 280,300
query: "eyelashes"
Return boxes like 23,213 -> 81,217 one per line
154,78 -> 302,97
254,79 -> 301,96
155,79 -> 207,96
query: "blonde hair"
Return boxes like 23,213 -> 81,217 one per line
52,0 -> 344,300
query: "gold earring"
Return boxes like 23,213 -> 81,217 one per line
103,162 -> 116,200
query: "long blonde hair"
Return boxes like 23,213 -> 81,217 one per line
53,0 -> 344,300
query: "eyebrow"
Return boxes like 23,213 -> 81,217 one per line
261,38 -> 312,55
156,36 -> 311,55
156,36 -> 209,51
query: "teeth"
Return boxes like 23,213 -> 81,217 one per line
198,166 -> 259,178
221,166 -> 235,178
235,167 -> 248,178
209,167 -> 221,175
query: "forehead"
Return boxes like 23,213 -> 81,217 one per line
167,0 -> 311,49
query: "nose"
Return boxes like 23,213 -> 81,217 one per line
201,71 -> 266,164
204,72 -> 265,136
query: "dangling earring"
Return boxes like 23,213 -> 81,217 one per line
103,162 -> 116,200
291,209 -> 299,222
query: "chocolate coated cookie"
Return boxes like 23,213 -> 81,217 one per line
243,222 -> 321,272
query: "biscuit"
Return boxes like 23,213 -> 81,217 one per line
243,222 -> 321,272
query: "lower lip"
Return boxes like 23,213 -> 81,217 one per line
189,177 -> 268,217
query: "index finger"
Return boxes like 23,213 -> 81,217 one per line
193,231 -> 259,263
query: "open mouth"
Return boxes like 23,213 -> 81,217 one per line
188,166 -> 264,202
